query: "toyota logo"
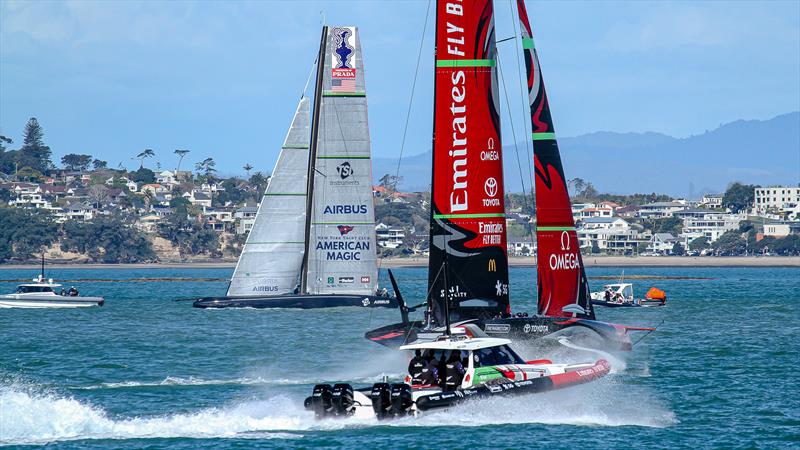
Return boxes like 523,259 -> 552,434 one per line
484,177 -> 498,197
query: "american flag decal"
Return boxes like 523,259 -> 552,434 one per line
331,77 -> 356,93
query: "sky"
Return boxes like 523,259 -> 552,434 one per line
1,0 -> 799,177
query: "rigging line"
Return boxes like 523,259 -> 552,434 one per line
509,0 -> 535,221
632,319 -> 664,347
378,0 -> 432,271
497,54 -> 533,249
302,57 -> 317,99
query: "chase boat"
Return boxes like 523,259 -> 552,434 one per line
0,275 -> 104,309
305,332 -> 610,420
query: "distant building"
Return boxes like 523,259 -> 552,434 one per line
699,194 -> 723,209
577,217 -> 650,254
375,223 -> 405,249
754,186 -> 800,214
235,206 -> 258,234
507,238 -> 535,256
762,221 -> 800,238
648,233 -> 680,255
679,211 -> 742,243
638,201 -> 689,219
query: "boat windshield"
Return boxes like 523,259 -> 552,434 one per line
16,285 -> 54,294
473,344 -> 526,367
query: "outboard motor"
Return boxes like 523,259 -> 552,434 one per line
311,384 -> 334,418
390,383 -> 413,416
331,383 -> 355,416
370,382 -> 392,419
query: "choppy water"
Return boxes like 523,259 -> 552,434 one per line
1,266 -> 798,448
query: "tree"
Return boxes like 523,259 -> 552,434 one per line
656,217 -> 683,235
61,154 -> 93,171
15,166 -> 45,182
689,236 -> 710,251
713,230 -> 747,255
136,148 -> 155,169
195,157 -> 217,183
174,149 -> 190,173
379,174 -> 403,195
130,167 -> 155,184
0,135 -> 13,174
17,118 -> 53,173
87,185 -> 110,208
249,171 -> 268,195
591,241 -> 601,254
722,182 -> 757,213
671,242 -> 685,256
92,159 -> 108,170
243,163 -> 253,177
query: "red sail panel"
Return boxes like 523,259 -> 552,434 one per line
517,0 -> 594,319
427,0 -> 509,323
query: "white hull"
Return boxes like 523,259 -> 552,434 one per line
0,295 -> 104,309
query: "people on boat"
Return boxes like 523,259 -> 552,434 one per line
60,288 -> 66,296
444,351 -> 466,390
408,350 -> 426,384
68,286 -> 79,297
604,288 -> 612,302
418,351 -> 439,386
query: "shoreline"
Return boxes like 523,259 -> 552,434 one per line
0,256 -> 797,270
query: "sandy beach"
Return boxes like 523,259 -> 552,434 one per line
0,255 -> 797,270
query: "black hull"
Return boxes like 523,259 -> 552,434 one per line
591,300 -> 641,308
366,316 -> 631,351
193,294 -> 397,309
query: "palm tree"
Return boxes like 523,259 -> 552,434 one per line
195,157 -> 217,183
136,149 -> 155,169
243,163 -> 253,178
174,149 -> 190,173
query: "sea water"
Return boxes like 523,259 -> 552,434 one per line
0,266 -> 798,448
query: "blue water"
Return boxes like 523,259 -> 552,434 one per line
1,266 -> 798,448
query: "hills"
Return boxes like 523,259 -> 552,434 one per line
372,112 -> 800,197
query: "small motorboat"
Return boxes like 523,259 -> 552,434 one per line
0,275 -> 104,309
305,331 -> 610,420
590,283 -> 666,308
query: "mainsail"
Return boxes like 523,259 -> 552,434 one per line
428,0 -> 510,323
227,97 -> 311,297
305,26 -> 378,296
517,0 -> 594,319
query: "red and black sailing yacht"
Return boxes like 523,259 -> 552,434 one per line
366,0 -> 643,351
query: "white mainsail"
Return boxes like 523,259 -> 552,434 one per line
227,97 -> 311,297
305,26 -> 378,295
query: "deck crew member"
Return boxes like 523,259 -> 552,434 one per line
408,350 -> 426,384
444,351 -> 466,390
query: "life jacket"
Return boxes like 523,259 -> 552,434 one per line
418,360 -> 439,385
444,361 -> 465,390
408,357 -> 426,384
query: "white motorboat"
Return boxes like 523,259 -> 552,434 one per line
0,275 -> 104,309
305,331 -> 609,419
590,283 -> 666,308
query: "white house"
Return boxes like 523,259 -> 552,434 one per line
648,233 -> 680,255
235,206 -> 258,234
679,211 -> 742,243
577,217 -> 650,254
375,223 -> 405,249
156,170 -> 179,186
699,194 -> 723,209
507,238 -> 535,256
754,186 -> 800,214
638,201 -> 689,219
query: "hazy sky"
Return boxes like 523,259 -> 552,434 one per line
1,0 -> 798,176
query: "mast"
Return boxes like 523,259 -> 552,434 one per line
40,252 -> 44,281
300,25 -> 329,293
516,0 -> 594,319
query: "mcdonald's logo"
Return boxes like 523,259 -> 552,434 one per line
488,258 -> 496,272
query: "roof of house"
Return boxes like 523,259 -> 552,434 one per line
582,217 -> 626,224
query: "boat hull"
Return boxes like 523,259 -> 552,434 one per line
306,359 -> 610,419
591,300 -> 641,308
366,316 -> 631,351
0,296 -> 104,309
193,294 -> 397,309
